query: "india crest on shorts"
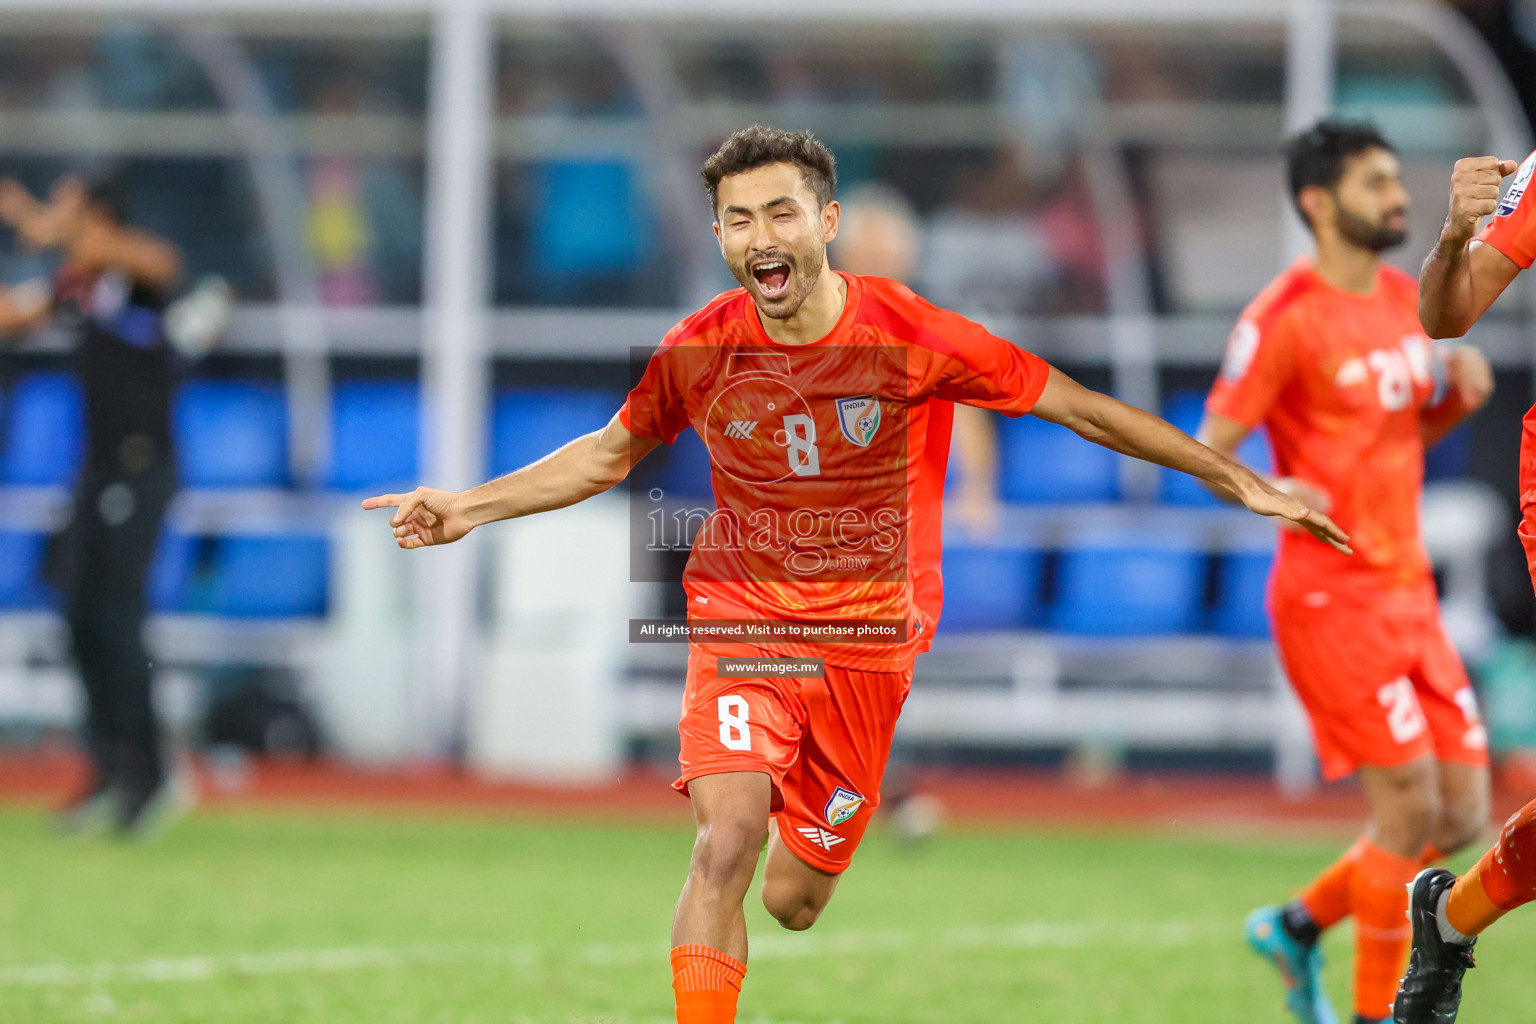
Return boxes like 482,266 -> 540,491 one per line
825,786 -> 865,827
835,395 -> 881,447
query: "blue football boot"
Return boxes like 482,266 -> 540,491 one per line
1246,904 -> 1339,1024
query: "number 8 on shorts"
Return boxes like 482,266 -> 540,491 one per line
718,695 -> 752,751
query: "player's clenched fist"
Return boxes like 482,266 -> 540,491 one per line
1443,156 -> 1521,244
361,486 -> 473,548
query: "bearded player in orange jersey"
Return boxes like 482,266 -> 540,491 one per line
362,125 -> 1349,1023
1385,144 -> 1536,1024
1195,121 -> 1495,1024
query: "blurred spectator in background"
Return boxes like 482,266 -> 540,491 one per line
306,73 -> 423,305
307,77 -> 380,306
836,182 -> 1001,534
0,171 -> 192,838
920,147 -> 1104,316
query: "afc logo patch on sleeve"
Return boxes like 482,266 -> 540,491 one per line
1220,320 -> 1261,381
1497,152 -> 1536,217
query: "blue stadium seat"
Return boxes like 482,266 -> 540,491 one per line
1050,531 -> 1206,636
529,162 -> 642,291
1,372 -> 83,486
1159,391 -> 1271,505
648,427 -> 714,501
149,532 -> 200,612
0,531 -> 48,609
941,539 -> 1043,632
489,387 -> 620,479
174,380 -> 288,488
997,415 -> 1120,503
1211,546 -> 1274,639
205,535 -> 328,617
328,380 -> 420,491
1426,423 -> 1471,481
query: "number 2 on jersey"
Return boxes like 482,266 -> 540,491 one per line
1367,349 -> 1414,411
717,695 -> 752,751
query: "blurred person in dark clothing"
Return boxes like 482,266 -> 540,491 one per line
0,171 -> 191,838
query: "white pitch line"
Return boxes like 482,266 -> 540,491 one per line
0,918 -> 1222,988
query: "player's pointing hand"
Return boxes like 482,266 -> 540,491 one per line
1443,155 -> 1521,245
1238,476 -> 1352,555
361,486 -> 473,549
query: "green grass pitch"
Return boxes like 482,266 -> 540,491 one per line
0,807 -> 1528,1023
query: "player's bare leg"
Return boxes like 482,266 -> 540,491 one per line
1360,757 -> 1442,859
761,818 -> 841,931
674,771 -> 771,957
1323,758 -> 1440,1023
1427,760 -> 1490,857
670,771 -> 770,1024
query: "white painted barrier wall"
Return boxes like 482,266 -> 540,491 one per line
315,508 -> 420,761
468,494 -> 651,783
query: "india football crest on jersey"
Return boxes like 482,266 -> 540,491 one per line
835,395 -> 881,447
824,786 -> 865,827
1498,152 -> 1536,216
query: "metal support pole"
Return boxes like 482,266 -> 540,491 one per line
173,23 -> 331,489
418,0 -> 493,756
1282,0 -> 1335,264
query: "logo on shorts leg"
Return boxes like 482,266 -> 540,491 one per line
825,786 -> 865,827
796,826 -> 847,851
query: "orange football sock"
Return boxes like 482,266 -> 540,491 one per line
1348,840 -> 1419,1020
671,944 -> 746,1024
1420,843 -> 1444,866
1445,798 -> 1536,937
1298,836 -> 1366,930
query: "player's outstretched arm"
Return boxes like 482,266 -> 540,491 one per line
1030,367 -> 1351,554
361,413 -> 662,549
1419,156 -> 1522,338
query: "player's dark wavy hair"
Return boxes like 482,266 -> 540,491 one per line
701,125 -> 837,216
1285,119 -> 1395,227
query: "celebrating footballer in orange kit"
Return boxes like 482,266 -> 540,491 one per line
1196,122 -> 1494,1024
363,125 -> 1350,1023
1386,142 -> 1536,1024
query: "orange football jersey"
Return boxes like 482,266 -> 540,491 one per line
621,272 -> 1050,669
1206,258 -> 1438,591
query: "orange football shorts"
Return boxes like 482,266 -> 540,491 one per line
673,642 -> 912,873
1270,575 -> 1487,782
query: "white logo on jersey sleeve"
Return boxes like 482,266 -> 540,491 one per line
1497,152 -> 1536,217
1220,320 -> 1261,381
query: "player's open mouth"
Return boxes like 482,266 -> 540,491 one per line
751,259 -> 793,301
